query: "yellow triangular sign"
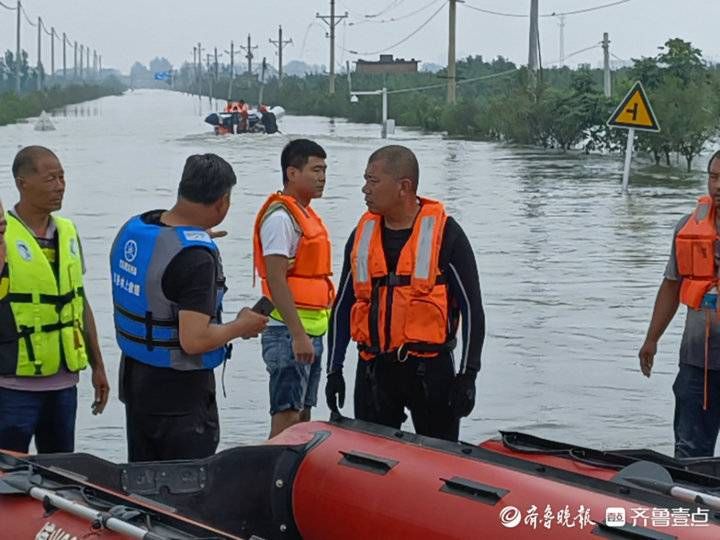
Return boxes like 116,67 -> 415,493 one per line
607,81 -> 660,132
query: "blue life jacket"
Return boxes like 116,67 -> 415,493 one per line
110,215 -> 230,370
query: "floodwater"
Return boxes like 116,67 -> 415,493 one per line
0,89 -> 710,461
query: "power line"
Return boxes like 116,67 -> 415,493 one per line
342,0 -> 446,55
545,0 -> 632,17
385,67 -> 519,95
544,43 -> 601,66
21,5 -> 37,26
364,0 -> 405,19
348,0 -> 443,26
0,1 -> 16,11
463,0 -> 631,18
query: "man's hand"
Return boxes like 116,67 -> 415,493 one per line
235,307 -> 268,338
293,332 -> 315,364
449,370 -> 477,419
325,371 -> 346,414
91,365 -> 110,415
207,229 -> 228,239
639,339 -> 657,377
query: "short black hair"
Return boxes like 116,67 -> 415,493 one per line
281,139 -> 327,185
178,154 -> 237,204
709,151 -> 720,173
12,145 -> 58,179
368,145 -> 419,191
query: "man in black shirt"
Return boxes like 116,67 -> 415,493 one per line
112,154 -> 268,461
325,145 -> 485,442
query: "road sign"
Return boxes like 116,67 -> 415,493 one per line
607,81 -> 660,132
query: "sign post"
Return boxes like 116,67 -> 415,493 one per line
606,81 -> 660,192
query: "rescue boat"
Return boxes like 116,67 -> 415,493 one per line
2,418 -> 720,539
204,101 -> 284,135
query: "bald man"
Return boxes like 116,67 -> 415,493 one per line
325,145 -> 485,442
0,146 -> 109,454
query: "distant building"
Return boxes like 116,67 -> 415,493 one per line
356,54 -> 419,74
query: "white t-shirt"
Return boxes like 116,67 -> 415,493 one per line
259,208 -> 300,259
260,209 -> 301,326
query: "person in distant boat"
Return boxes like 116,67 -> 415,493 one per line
325,145 -> 485,442
237,100 -> 249,132
639,150 -> 720,458
0,146 -> 109,454
253,139 -> 335,438
111,154 -> 268,462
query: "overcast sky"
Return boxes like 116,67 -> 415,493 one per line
0,1 -> 717,74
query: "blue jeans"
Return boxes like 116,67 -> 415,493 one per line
261,326 -> 323,415
673,363 -> 720,458
0,386 -> 77,453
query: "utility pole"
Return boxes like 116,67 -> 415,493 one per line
93,49 -> 97,77
15,0 -> 21,93
73,41 -> 77,79
50,27 -> 55,80
447,0 -> 457,104
206,52 -> 214,104
602,32 -> 611,97
269,25 -> 292,86
214,46 -> 219,82
225,41 -> 243,100
36,16 -> 42,90
528,0 -> 540,87
86,47 -> 90,77
62,32 -> 66,79
79,44 -> 84,79
316,0 -> 348,94
558,14 -> 566,66
238,34 -> 258,75
98,55 -> 102,74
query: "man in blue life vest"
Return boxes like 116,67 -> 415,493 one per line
111,154 -> 268,462
0,146 -> 110,454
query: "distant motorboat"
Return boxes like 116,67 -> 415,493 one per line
33,111 -> 55,131
205,101 -> 284,135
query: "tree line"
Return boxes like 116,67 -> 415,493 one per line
175,38 -> 719,172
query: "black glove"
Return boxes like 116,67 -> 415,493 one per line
449,370 -> 477,418
325,371 -> 346,414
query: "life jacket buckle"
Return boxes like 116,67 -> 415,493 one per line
397,345 -> 409,363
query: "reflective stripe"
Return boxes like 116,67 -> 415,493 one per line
414,215 -> 436,281
696,203 -> 710,222
356,220 -> 376,284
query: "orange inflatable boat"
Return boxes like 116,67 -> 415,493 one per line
2,418 -> 719,539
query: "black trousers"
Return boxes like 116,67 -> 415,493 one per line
354,352 -> 460,442
125,392 -> 220,462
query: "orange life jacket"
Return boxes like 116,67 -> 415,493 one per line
253,193 -> 335,310
350,197 -> 451,360
676,195 -> 719,310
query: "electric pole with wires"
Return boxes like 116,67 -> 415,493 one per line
316,0 -> 347,95
269,25 -> 292,87
528,0 -> 540,87
238,34 -> 258,75
447,0 -> 457,104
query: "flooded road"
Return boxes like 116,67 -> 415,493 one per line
0,89 -> 709,461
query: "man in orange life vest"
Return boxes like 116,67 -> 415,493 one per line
253,139 -> 335,437
640,150 -> 720,457
325,145 -> 485,442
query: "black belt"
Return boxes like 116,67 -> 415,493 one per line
116,328 -> 180,349
7,287 -> 84,308
359,338 -> 457,360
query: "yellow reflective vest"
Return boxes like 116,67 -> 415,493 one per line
2,213 -> 88,376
